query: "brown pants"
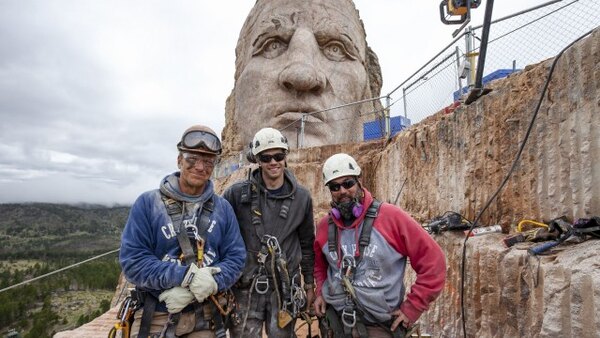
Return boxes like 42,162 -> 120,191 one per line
130,311 -> 215,338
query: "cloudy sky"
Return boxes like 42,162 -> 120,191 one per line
0,0 -> 547,205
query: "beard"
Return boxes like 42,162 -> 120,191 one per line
332,198 -> 360,222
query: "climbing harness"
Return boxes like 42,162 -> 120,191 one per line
324,200 -> 404,338
237,173 -> 307,333
128,194 -> 235,338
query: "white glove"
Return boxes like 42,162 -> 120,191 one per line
181,264 -> 221,303
158,286 -> 195,313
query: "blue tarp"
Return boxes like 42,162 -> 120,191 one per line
453,68 -> 521,101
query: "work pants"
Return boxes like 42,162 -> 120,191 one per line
229,286 -> 296,338
130,311 -> 216,338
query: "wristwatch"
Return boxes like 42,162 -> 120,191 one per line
303,283 -> 314,291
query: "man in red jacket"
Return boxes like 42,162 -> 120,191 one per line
313,153 -> 446,338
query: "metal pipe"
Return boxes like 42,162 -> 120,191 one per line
299,113 -> 306,148
385,96 -> 391,139
465,26 -> 474,88
455,46 -> 463,98
402,88 -> 408,119
473,0 -> 494,90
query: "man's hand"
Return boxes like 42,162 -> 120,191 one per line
313,295 -> 327,317
181,264 -> 221,303
390,308 -> 411,331
158,287 -> 195,314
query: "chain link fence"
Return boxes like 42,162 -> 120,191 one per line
388,0 -> 600,124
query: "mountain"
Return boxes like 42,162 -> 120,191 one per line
0,203 -> 130,259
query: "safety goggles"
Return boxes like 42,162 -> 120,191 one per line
258,152 -> 286,163
180,130 -> 222,154
328,178 -> 357,192
182,152 -> 217,169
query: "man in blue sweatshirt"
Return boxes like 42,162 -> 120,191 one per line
120,124 -> 246,338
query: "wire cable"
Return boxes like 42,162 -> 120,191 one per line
459,27 -> 596,338
0,248 -> 120,294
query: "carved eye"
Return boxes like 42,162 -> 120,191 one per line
322,41 -> 353,62
257,38 -> 288,59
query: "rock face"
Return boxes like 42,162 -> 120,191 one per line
221,0 -> 383,155
56,26 -> 600,338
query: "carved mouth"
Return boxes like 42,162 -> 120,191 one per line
275,112 -> 324,124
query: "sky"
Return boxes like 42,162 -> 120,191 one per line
0,0 -> 548,205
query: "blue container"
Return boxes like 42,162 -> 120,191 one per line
363,115 -> 411,140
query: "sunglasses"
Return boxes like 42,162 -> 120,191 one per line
328,178 -> 357,192
182,152 -> 217,168
258,152 -> 286,163
180,130 -> 222,153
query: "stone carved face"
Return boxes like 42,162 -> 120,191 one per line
223,0 -> 382,154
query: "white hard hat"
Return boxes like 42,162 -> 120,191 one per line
322,153 -> 361,185
250,128 -> 289,155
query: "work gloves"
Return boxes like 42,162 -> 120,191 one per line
158,287 -> 195,314
181,264 -> 221,303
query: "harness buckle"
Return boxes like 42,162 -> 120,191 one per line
341,307 -> 357,328
254,275 -> 270,294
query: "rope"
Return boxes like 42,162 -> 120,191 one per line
0,248 -> 120,294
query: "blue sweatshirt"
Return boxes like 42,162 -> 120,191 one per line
120,172 -> 246,297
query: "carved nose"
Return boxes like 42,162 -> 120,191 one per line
279,62 -> 326,94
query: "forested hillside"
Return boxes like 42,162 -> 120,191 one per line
0,203 -> 130,338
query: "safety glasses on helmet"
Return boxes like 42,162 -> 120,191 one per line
181,130 -> 222,153
328,178 -> 357,192
258,152 -> 286,163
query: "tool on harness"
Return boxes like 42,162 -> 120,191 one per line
262,235 -> 294,329
108,295 -> 140,338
